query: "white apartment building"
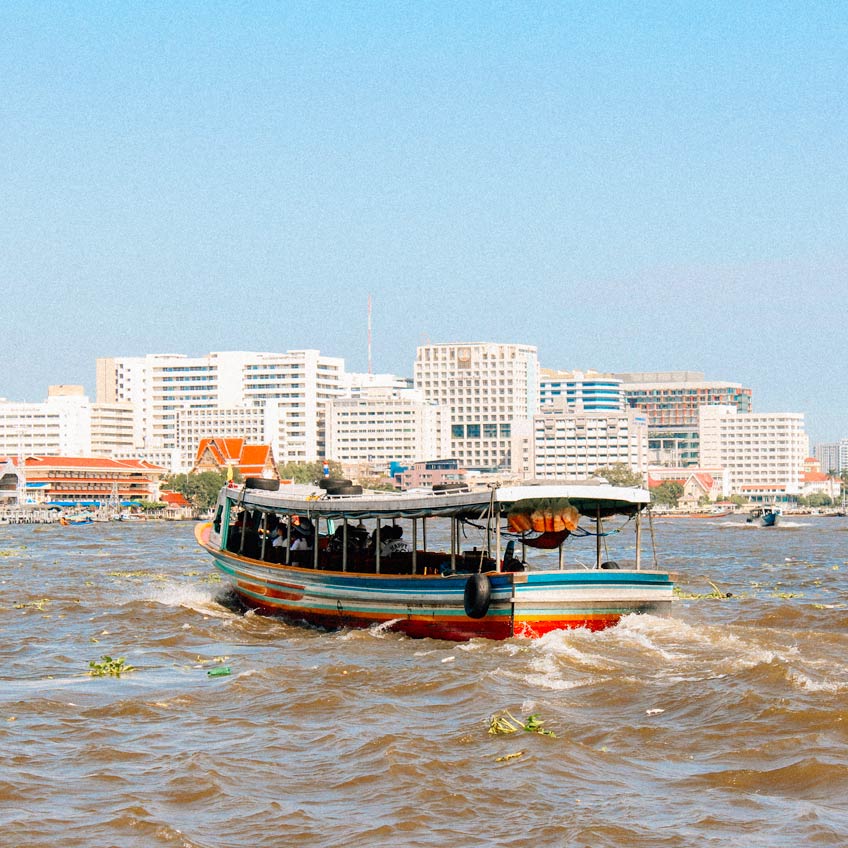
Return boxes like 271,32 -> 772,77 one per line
511,405 -> 649,480
414,342 -> 539,470
90,402 -> 136,456
340,372 -> 414,396
97,350 -> 346,470
0,386 -> 134,459
539,369 -> 624,411
241,351 -> 345,461
324,388 -> 450,470
699,405 -> 809,497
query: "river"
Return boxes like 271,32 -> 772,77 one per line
1,515 -> 846,847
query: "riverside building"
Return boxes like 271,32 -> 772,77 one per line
0,386 -> 135,459
97,350 -> 345,471
414,342 -> 539,471
618,371 -> 752,466
698,405 -> 809,501
324,387 -> 450,473
511,404 -> 649,480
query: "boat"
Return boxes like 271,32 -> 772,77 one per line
195,477 -> 673,642
747,505 -> 781,527
60,514 -> 94,526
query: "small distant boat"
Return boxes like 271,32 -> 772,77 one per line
60,514 -> 94,526
747,506 -> 781,527
195,477 -> 673,642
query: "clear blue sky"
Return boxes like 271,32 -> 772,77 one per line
2,2 -> 846,443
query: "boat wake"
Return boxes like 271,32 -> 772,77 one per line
501,613 -> 848,694
128,580 -> 237,619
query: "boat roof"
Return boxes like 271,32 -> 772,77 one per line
224,482 -> 649,520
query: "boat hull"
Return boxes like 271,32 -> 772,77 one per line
196,524 -> 673,641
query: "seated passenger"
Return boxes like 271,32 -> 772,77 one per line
380,524 -> 410,557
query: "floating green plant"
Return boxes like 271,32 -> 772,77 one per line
489,710 -> 556,738
88,655 -> 134,677
496,751 -> 525,762
674,581 -> 732,600
14,598 -> 50,611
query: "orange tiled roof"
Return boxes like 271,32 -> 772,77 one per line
192,437 -> 276,478
9,455 -> 167,473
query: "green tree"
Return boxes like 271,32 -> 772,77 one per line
163,470 -> 229,510
652,481 -> 683,507
278,460 -> 345,484
593,464 -> 644,488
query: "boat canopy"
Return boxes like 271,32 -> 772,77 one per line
224,483 -> 649,522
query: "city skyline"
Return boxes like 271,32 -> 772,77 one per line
3,4 -> 846,444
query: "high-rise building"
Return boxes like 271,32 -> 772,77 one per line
324,387 -> 449,471
511,405 -> 648,480
97,350 -> 346,469
699,405 -> 809,499
0,386 -> 135,459
539,369 -> 624,411
414,343 -> 539,470
813,440 -> 848,474
618,371 -> 752,466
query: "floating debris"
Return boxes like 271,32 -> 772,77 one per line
674,581 -> 732,600
89,655 -> 134,677
496,751 -> 525,762
207,666 -> 231,677
489,710 -> 556,738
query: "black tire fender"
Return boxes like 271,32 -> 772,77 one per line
600,560 -> 620,570
328,485 -> 363,495
318,478 -> 352,490
464,573 -> 492,619
245,477 -> 280,491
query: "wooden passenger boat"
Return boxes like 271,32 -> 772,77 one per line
195,478 -> 673,642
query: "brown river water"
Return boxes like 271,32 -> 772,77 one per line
1,516 -> 847,847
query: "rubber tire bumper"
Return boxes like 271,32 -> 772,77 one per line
245,477 -> 280,491
464,573 -> 492,619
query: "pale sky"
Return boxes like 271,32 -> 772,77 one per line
2,2 -> 846,443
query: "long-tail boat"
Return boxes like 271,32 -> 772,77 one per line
195,478 -> 672,641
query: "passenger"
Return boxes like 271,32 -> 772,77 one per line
291,517 -> 313,551
381,524 -> 410,557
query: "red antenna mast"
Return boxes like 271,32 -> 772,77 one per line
367,294 -> 373,374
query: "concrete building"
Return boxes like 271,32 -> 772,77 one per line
699,405 -> 809,501
324,388 -> 450,472
0,386 -> 135,459
394,458 -> 466,490
618,371 -> 752,467
539,369 -> 624,411
510,404 -> 649,481
813,440 -> 848,474
97,349 -> 346,470
414,342 -> 539,471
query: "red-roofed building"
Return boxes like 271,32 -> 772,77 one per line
191,438 -> 277,480
647,466 -> 727,505
0,455 -> 168,506
160,491 -> 190,508
800,467 -> 841,500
